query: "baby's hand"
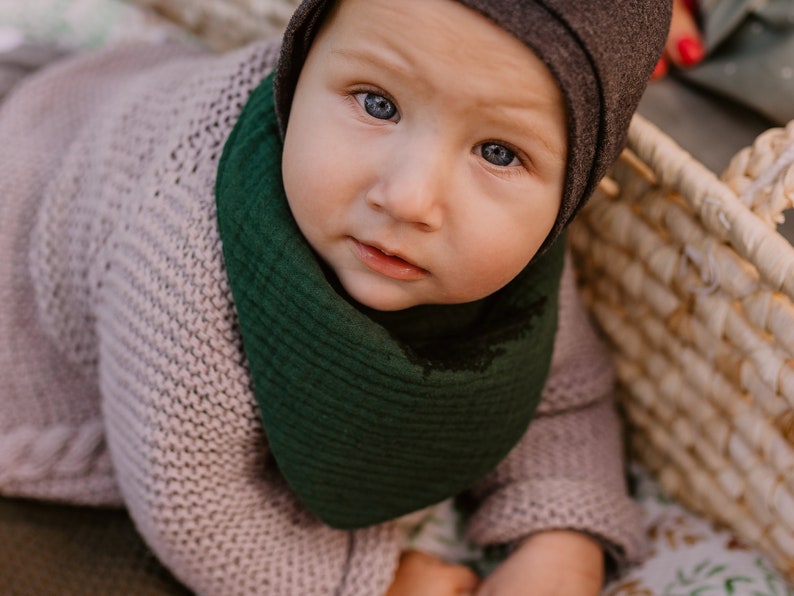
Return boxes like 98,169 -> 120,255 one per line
476,530 -> 604,596
386,550 -> 480,596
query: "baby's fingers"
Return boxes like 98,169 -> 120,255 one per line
386,550 -> 480,596
448,563 -> 480,595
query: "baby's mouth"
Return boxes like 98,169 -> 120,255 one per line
348,238 -> 428,281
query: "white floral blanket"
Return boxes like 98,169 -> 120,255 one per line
403,466 -> 793,595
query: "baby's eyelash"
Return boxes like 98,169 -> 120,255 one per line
344,85 -> 402,124
476,140 -> 532,173
480,143 -> 519,167
349,86 -> 399,108
356,92 -> 399,121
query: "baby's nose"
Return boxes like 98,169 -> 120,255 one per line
367,149 -> 446,231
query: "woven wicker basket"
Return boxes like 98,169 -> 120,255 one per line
569,114 -> 794,581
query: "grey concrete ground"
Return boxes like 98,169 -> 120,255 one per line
638,77 -> 773,173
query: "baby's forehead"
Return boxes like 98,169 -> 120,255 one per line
328,0 -> 533,54
318,0 -> 554,86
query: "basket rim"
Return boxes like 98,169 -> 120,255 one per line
625,114 -> 794,300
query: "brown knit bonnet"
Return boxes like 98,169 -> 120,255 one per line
273,0 -> 672,250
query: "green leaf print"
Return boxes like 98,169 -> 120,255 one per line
664,559 -> 758,595
755,556 -> 794,596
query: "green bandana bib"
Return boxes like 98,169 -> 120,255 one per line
216,73 -> 565,529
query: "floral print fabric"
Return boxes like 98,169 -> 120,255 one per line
403,465 -> 794,594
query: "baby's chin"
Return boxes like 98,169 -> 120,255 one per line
335,273 -> 431,312
338,273 -> 490,313
330,258 -> 514,311
344,284 -> 426,312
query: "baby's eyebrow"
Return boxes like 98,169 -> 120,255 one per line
473,97 -> 567,161
329,47 -> 415,81
509,114 -> 567,161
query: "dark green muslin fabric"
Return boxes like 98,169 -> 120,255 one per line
216,73 -> 566,529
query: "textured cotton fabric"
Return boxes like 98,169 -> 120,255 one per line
274,0 -> 672,253
0,41 -> 642,595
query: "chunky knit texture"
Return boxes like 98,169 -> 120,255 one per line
0,41 -> 643,594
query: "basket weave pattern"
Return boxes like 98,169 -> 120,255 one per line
569,115 -> 794,581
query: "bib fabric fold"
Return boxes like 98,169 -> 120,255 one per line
215,73 -> 565,529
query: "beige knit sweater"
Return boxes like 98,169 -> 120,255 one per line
0,41 -> 643,595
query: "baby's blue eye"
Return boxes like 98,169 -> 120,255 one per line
480,142 -> 518,167
357,92 -> 399,121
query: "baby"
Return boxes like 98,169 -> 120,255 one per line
0,0 -> 670,594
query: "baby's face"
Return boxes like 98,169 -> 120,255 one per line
282,0 -> 567,311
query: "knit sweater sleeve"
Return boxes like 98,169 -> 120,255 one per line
465,251 -> 645,569
21,42 -> 401,596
